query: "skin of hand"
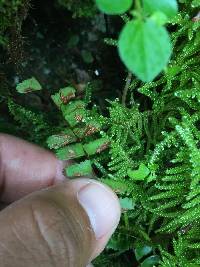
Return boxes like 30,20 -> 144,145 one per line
0,134 -> 121,267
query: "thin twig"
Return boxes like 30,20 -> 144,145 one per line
122,71 -> 133,106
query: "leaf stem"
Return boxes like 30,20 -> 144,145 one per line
135,0 -> 142,13
122,71 -> 133,106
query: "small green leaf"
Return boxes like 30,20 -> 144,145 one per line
51,93 -> 61,107
141,255 -> 160,267
95,0 -> 133,15
107,234 -> 132,251
73,127 -> 88,139
119,197 -> 135,210
102,179 -> 130,194
73,121 -> 100,138
65,160 -> 93,177
47,130 -> 77,149
65,108 -> 86,127
118,19 -> 172,82
56,143 -> 85,160
51,87 -> 76,107
166,65 -> 181,77
83,138 -> 110,155
135,246 -> 152,261
61,100 -> 86,127
127,163 -> 150,180
150,11 -> 168,26
16,77 -> 42,93
61,100 -> 85,114
143,0 -> 178,19
60,86 -> 76,102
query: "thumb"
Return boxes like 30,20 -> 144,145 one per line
0,178 -> 121,267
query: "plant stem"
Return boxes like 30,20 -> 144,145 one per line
135,0 -> 142,13
122,71 -> 132,106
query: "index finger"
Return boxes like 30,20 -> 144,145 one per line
0,134 -> 67,203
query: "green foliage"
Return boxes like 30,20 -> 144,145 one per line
7,99 -> 53,145
143,0 -> 178,19
65,160 -> 93,177
127,163 -> 150,181
51,86 -> 76,107
46,1 -> 200,265
141,255 -> 160,267
3,0 -> 200,266
49,85 -> 109,177
95,0 -> 133,15
47,129 -> 77,149
16,77 -> 42,94
119,197 -> 135,211
0,0 -> 30,48
135,246 -> 153,261
118,19 -> 172,82
95,0 -> 178,82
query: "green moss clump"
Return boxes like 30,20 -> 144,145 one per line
0,0 -> 30,47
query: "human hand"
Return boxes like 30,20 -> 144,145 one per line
0,134 -> 121,267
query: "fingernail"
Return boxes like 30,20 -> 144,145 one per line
77,182 -> 121,239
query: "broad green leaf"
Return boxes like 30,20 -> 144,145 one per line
143,0 -> 178,19
135,246 -> 152,261
95,0 -> 133,15
47,129 -> 77,149
141,255 -> 160,267
56,143 -> 85,160
119,197 -> 135,210
16,77 -> 42,93
127,163 -> 150,180
65,160 -> 93,177
118,19 -> 172,82
83,138 -> 110,155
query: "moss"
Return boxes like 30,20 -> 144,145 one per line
0,0 -> 30,47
